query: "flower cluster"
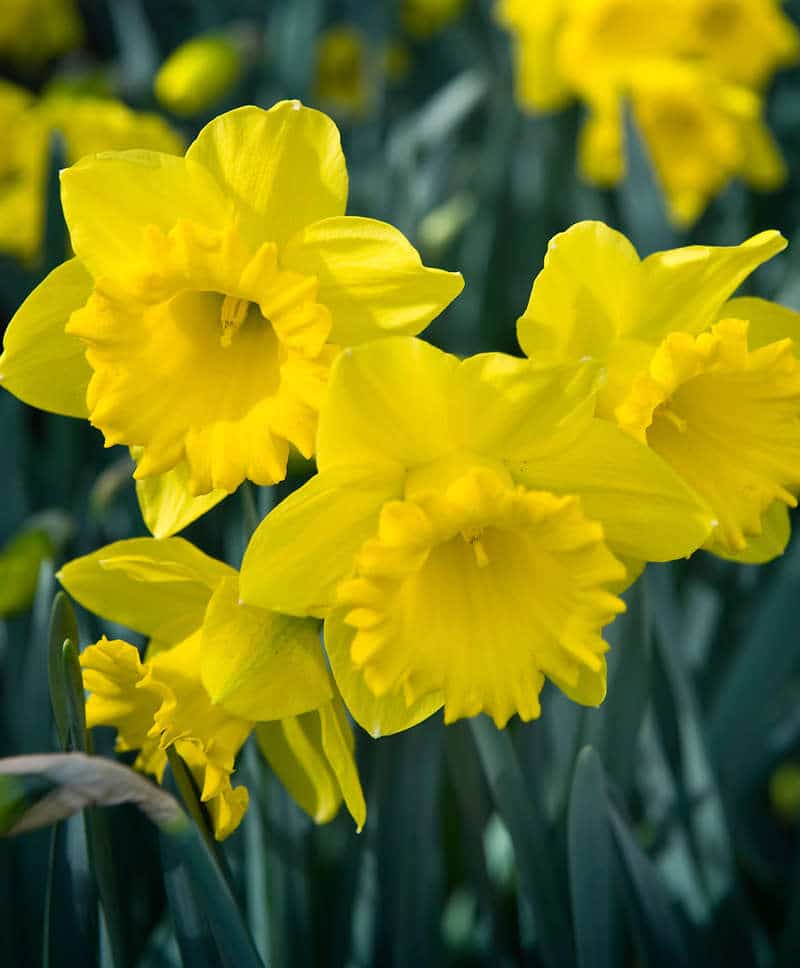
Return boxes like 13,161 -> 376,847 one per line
496,0 -> 800,224
3,101 -> 799,838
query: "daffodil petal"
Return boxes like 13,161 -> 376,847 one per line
324,610 -> 443,737
60,149 -> 229,291
135,457 -> 227,538
509,419 -> 714,561
240,465 -> 403,617
451,353 -> 599,459
282,216 -> 464,345
256,715 -> 342,824
316,338 -> 458,470
201,576 -> 332,721
0,258 -> 92,417
58,537 -> 234,642
186,101 -> 347,247
718,296 -> 800,352
517,220 -> 641,363
708,501 -> 790,565
319,698 -> 366,831
255,691 -> 366,830
636,230 -> 787,342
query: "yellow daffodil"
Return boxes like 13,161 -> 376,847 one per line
401,0 -> 467,39
581,61 -> 785,225
0,81 -> 49,263
154,35 -> 242,117
0,82 -> 182,263
682,0 -> 800,89
240,338 -> 713,735
0,101 -> 462,534
517,221 -> 800,563
59,537 -> 366,839
314,27 -> 372,119
0,0 -> 83,66
496,0 -> 798,225
495,0 -> 571,112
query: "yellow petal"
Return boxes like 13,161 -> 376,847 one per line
451,353 -> 599,459
135,457 -> 227,538
282,216 -> 464,345
708,501 -> 790,565
0,259 -> 92,417
58,537 -> 235,642
239,465 -> 403,617
201,576 -> 332,721
256,692 -> 366,829
324,611 -> 443,737
517,221 -> 641,364
718,296 -> 800,352
636,230 -> 787,343
316,338 -> 458,471
509,418 -> 714,561
319,698 -> 366,831
256,716 -> 342,824
80,637 -> 163,757
578,96 -> 625,186
186,101 -> 347,248
60,149 -> 229,292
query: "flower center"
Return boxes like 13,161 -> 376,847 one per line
219,295 -> 254,347
615,318 -> 800,553
336,466 -> 626,727
66,220 -> 336,494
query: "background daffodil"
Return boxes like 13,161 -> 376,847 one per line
517,220 -> 800,563
58,536 -> 366,839
240,337 -> 713,734
0,80 -> 182,264
496,0 -> 799,225
0,100 -> 463,527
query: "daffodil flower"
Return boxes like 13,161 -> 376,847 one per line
59,537 -> 366,839
0,100 -> 463,533
517,221 -> 800,563
0,80 -> 182,264
496,0 -> 799,225
239,338 -> 713,735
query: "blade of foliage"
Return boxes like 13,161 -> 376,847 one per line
377,719 -> 444,968
0,752 -> 265,967
159,832 -> 220,968
47,593 -> 78,750
607,797 -> 691,968
469,715 -> 574,967
707,555 -> 800,806
567,747 -> 620,968
587,578 -> 652,796
647,565 -> 763,964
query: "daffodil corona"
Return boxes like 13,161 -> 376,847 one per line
517,221 -> 800,562
59,537 -> 366,839
0,101 -> 462,531
240,338 -> 713,734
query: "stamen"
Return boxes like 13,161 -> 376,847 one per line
220,295 -> 251,347
657,404 -> 687,434
461,527 -> 490,568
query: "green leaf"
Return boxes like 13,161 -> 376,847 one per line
567,747 -> 619,968
469,715 -> 574,968
47,593 -> 78,750
607,800 -> 691,968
